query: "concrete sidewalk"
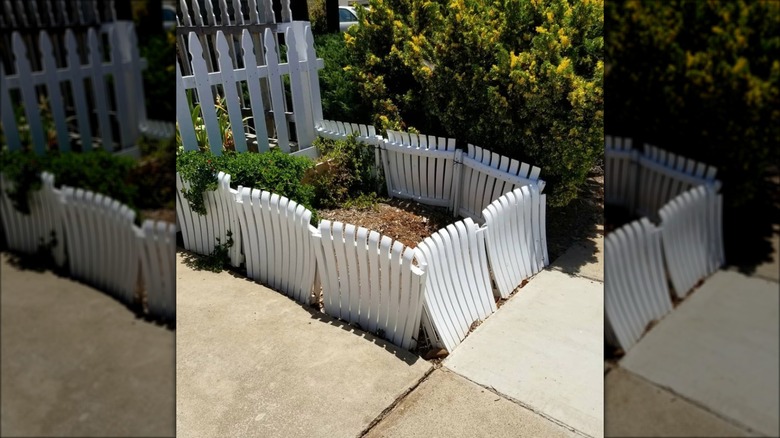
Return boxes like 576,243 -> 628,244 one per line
0,252 -> 175,437
611,270 -> 779,437
175,253 -> 432,438
176,230 -> 605,438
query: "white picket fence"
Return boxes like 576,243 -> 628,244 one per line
1,23 -> 172,157
176,116 -> 549,351
659,185 -> 724,298
414,218 -> 495,352
604,218 -> 672,351
0,172 -> 66,265
315,221 -> 427,349
175,172 -> 243,267
382,130 -> 457,208
138,220 -> 178,321
606,136 -> 719,221
0,172 -> 176,321
482,185 -> 548,299
177,165 -> 546,351
176,23 -> 324,155
236,186 -> 318,304
604,135 -> 724,351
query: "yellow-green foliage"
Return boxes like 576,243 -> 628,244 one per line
346,0 -> 604,207
606,0 -> 780,207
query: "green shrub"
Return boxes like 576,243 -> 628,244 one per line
140,30 -> 176,122
176,149 -> 319,223
312,134 -> 380,208
0,149 -> 138,215
314,33 -> 372,124
346,0 -> 603,207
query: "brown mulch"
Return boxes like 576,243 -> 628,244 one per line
545,170 -> 604,263
319,198 -> 454,248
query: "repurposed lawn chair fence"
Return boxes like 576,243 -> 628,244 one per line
176,122 -> 548,352
176,23 -> 324,156
604,135 -> 724,351
1,23 -> 173,157
0,172 -> 176,321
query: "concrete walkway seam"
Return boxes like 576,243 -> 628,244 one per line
442,365 -> 594,438
358,366 -> 437,438
619,366 -> 761,436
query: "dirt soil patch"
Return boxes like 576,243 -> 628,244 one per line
320,198 -> 453,248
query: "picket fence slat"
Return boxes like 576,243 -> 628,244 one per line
136,220 -> 177,320
317,220 -> 426,349
604,218 -> 672,351
415,218 -> 495,352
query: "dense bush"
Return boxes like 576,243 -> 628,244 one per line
0,149 -> 138,215
311,134 -> 381,208
345,0 -> 603,207
140,30 -> 176,122
176,149 -> 318,222
314,33 -> 372,124
605,0 -> 780,267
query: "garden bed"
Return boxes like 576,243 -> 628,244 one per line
319,198 -> 452,248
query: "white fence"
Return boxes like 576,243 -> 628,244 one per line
378,130 -> 546,222
659,185 -> 724,298
382,130 -> 456,208
61,185 -> 140,304
414,218 -> 495,352
482,185 -> 548,299
177,23 -> 324,155
604,218 -> 672,351
0,172 -> 66,265
175,172 -> 243,266
178,0 -> 288,29
176,118 -> 549,352
604,135 -> 724,351
0,172 -> 176,321
236,186 -> 317,304
316,221 -> 426,349
1,23 -> 173,157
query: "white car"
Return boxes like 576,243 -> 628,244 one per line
339,6 -> 358,32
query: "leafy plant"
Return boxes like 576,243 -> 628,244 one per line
314,33 -> 372,123
194,230 -> 234,272
0,149 -> 137,215
176,149 -> 320,222
311,134 -> 380,208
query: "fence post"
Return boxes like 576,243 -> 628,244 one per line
450,149 -> 463,216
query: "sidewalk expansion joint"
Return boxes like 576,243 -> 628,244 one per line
357,365 -> 436,438
443,366 -> 594,438
618,366 -> 762,436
